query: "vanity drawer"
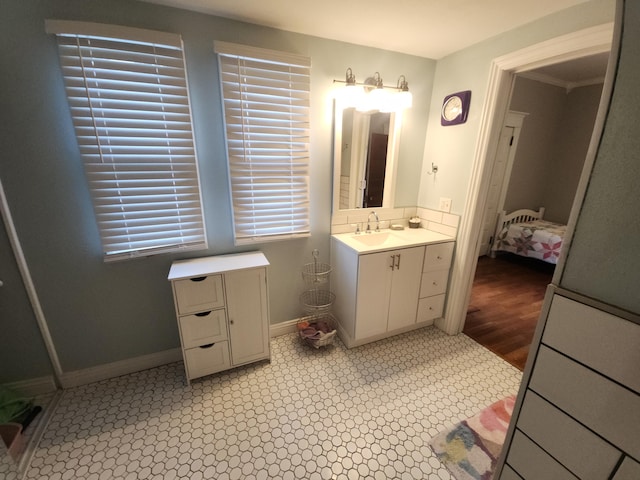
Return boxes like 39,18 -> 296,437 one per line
179,309 -> 228,349
174,274 -> 224,315
423,242 -> 453,272
417,294 -> 445,323
613,457 -> 640,480
530,346 -> 640,459
517,390 -> 621,479
419,270 -> 449,298
507,430 -> 578,480
184,341 -> 230,380
542,295 -> 640,394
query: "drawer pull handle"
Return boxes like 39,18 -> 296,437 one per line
195,311 -> 211,317
229,319 -> 234,325
436,255 -> 442,260
190,276 -> 207,282
200,343 -> 215,349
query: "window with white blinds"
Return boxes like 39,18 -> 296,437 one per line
215,42 -> 311,245
46,21 -> 207,261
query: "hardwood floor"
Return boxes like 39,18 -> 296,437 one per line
463,254 -> 554,371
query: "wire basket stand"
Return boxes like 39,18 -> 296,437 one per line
298,250 -> 337,348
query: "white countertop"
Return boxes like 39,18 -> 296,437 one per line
168,251 -> 269,280
331,228 -> 454,254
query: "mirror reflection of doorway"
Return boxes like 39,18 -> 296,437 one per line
363,132 -> 388,208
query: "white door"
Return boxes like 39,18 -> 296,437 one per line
355,251 -> 393,340
387,246 -> 425,331
225,268 -> 270,366
479,111 -> 527,255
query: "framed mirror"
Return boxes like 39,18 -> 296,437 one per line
332,104 -> 402,212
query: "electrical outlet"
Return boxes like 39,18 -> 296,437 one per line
439,197 -> 452,213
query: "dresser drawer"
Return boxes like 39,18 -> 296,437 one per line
179,309 -> 228,349
499,465 -> 523,480
423,242 -> 454,272
542,295 -> 640,394
507,430 -> 578,479
530,346 -> 640,459
517,390 -> 621,479
419,270 -> 449,298
184,341 -> 230,380
174,274 -> 224,315
417,294 -> 445,323
613,457 -> 640,480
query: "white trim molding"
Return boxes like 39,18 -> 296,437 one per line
59,348 -> 182,389
269,318 -> 301,338
3,376 -> 58,396
0,177 -> 64,385
439,22 -> 614,335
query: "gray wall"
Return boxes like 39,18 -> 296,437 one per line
506,77 -> 568,217
561,0 -> 640,315
506,78 -> 603,224
417,0 -> 615,215
0,0 -> 435,373
0,212 -> 53,384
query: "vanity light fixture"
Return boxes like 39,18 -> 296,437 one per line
333,67 -> 365,108
333,68 -> 412,112
367,72 -> 392,112
396,75 -> 413,110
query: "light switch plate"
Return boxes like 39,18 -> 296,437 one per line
439,197 -> 452,213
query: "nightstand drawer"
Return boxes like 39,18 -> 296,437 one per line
420,270 -> 449,298
184,341 -> 230,380
423,242 -> 453,272
174,274 -> 224,315
417,294 -> 445,323
179,309 -> 228,349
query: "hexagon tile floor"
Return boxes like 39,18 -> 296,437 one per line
10,328 -> 522,479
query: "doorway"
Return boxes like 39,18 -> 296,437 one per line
441,22 -> 616,337
464,57 -> 608,369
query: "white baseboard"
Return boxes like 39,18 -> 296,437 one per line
48,321 -> 300,390
269,318 -> 304,338
3,376 -> 58,396
59,348 -> 182,389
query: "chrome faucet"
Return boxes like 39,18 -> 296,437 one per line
366,211 -> 379,233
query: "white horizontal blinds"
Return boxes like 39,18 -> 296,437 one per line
50,23 -> 206,260
216,42 -> 311,244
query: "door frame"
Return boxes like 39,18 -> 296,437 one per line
437,22 -> 615,335
479,111 -> 527,256
0,177 -> 63,387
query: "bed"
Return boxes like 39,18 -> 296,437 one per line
490,207 -> 566,265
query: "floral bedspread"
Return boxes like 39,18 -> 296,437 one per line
493,220 -> 566,264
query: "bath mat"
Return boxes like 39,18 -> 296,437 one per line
429,395 -> 515,480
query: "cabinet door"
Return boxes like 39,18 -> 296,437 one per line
355,251 -> 394,339
225,268 -> 270,366
387,246 -> 425,331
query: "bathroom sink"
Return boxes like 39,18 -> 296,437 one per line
350,232 -> 397,247
332,228 -> 454,254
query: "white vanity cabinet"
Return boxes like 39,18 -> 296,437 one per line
356,246 -> 425,338
417,242 -> 454,324
332,233 -> 454,348
168,252 -> 270,384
